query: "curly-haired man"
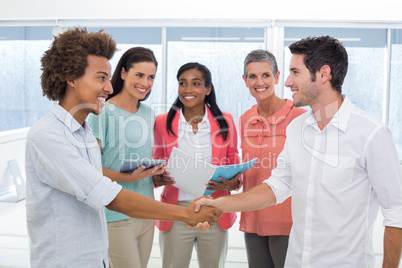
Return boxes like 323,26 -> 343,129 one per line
25,27 -> 221,268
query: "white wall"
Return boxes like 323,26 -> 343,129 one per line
0,128 -> 29,267
0,0 -> 401,22
0,128 -> 28,197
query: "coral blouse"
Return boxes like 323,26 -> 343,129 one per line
239,99 -> 306,236
153,106 -> 240,232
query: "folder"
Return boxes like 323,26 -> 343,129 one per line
166,147 -> 257,197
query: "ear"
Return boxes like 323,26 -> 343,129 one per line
275,71 -> 280,85
66,80 -> 76,88
120,67 -> 127,80
320,65 -> 331,83
206,85 -> 212,96
242,74 -> 248,85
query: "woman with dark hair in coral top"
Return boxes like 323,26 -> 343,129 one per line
153,62 -> 241,268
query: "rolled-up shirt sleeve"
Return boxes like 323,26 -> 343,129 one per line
85,177 -> 122,210
365,126 -> 402,228
264,140 -> 292,204
28,126 -> 122,211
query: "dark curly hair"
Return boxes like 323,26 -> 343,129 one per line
41,27 -> 117,101
289,35 -> 348,93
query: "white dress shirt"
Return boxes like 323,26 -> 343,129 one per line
266,95 -> 402,268
25,103 -> 122,268
177,107 -> 212,201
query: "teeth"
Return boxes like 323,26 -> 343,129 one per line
98,97 -> 106,103
184,96 -> 195,99
256,88 -> 266,92
137,88 -> 147,93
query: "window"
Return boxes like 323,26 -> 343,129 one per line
0,27 -> 53,131
0,24 -> 400,160
283,27 -> 387,121
166,27 -> 265,123
87,27 -> 163,112
390,29 -> 402,158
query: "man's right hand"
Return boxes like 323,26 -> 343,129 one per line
184,197 -> 222,229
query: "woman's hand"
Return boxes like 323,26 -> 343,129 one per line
127,163 -> 166,182
206,172 -> 242,191
153,170 -> 175,187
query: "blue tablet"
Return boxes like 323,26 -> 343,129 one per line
119,159 -> 166,173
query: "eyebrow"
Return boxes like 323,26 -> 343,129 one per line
136,71 -> 156,76
249,71 -> 272,75
96,71 -> 110,76
179,78 -> 202,81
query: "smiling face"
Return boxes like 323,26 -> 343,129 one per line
285,54 -> 319,108
243,61 -> 279,102
121,61 -> 156,101
65,54 -> 112,124
178,68 -> 211,111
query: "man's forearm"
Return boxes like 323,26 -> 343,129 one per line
214,183 -> 276,213
383,226 -> 402,268
107,189 -> 220,226
107,189 -> 188,221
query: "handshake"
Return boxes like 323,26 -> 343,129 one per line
159,172 -> 244,230
183,182 -> 274,230
185,197 -> 221,231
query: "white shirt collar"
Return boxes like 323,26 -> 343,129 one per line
304,94 -> 352,133
179,105 -> 210,128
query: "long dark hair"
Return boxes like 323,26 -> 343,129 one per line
166,62 -> 229,140
108,47 -> 158,101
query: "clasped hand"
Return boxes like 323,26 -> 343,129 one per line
186,197 -> 220,231
185,173 -> 242,230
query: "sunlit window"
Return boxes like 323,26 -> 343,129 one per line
0,25 -> 400,160
87,27 -> 163,111
390,29 -> 402,158
166,27 -> 265,123
0,27 -> 53,132
283,28 -> 387,121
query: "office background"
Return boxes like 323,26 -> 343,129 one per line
0,0 -> 401,267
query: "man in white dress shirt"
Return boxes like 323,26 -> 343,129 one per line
25,27 -> 221,268
195,36 -> 402,267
